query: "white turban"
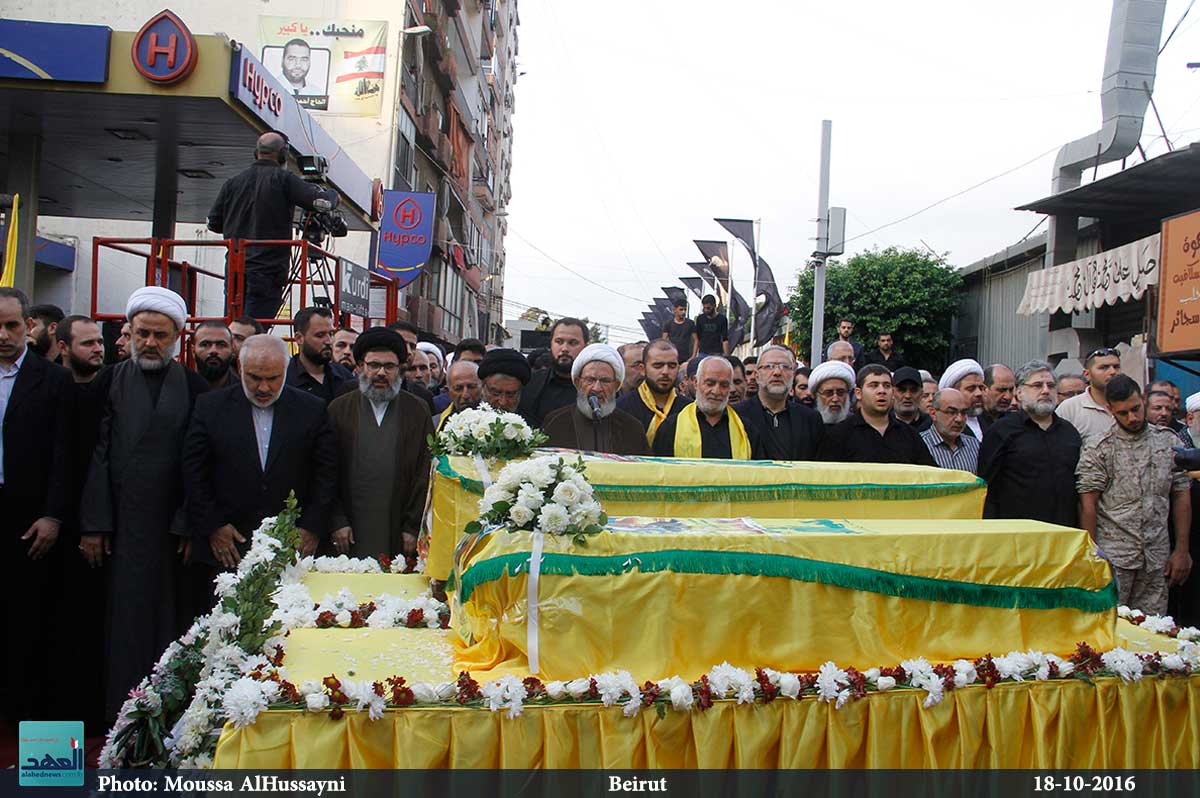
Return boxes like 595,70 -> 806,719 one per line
809,360 -> 856,393
939,358 -> 984,390
125,286 -> 187,330
417,342 -> 444,367
571,343 -> 624,384
1187,392 -> 1200,413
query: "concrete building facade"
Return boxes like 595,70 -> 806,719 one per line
3,0 -> 518,345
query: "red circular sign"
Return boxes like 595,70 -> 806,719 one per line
394,197 -> 422,230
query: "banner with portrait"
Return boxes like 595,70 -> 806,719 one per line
258,16 -> 388,116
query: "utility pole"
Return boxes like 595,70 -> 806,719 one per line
810,120 -> 832,366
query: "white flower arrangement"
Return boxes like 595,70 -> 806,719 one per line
429,403 -> 547,460
467,455 -> 606,542
1117,604 -> 1200,641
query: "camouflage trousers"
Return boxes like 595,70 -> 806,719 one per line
1112,564 -> 1170,616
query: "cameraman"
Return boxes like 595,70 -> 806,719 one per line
207,132 -> 339,320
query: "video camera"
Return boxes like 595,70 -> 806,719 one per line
293,155 -> 347,248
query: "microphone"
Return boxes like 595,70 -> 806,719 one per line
588,395 -> 603,420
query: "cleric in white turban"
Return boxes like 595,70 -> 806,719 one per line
939,358 -> 987,438
809,360 -> 856,425
543,343 -> 645,454
80,285 -> 209,721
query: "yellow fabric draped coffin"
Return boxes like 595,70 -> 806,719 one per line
452,518 -> 1116,680
213,676 -> 1200,768
427,454 -> 987,581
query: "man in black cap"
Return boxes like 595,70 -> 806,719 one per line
892,366 -> 932,432
479,348 -> 531,415
326,328 -> 432,558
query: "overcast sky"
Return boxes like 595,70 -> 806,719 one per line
502,0 -> 1200,343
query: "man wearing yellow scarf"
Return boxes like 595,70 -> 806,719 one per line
651,356 -> 756,459
616,340 -> 692,445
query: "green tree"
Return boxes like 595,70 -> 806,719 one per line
789,246 -> 963,370
580,317 -> 607,344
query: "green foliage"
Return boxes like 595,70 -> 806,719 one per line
788,247 -> 963,370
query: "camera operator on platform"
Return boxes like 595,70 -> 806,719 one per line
207,132 -> 340,320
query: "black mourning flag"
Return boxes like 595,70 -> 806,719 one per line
680,277 -> 705,299
661,286 -> 688,309
692,240 -> 730,293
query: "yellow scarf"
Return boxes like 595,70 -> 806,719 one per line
435,405 -> 454,433
674,404 -> 752,459
637,381 -> 677,445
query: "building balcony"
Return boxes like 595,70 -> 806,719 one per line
434,132 -> 455,171
416,109 -> 441,146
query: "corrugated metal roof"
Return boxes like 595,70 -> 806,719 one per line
1016,143 -> 1200,220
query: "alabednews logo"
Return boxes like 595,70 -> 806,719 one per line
18,720 -> 84,786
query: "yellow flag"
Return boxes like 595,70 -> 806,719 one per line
0,194 -> 17,288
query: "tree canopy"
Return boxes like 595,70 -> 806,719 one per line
788,246 -> 963,371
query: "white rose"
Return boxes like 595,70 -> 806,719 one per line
410,682 -> 441,703
508,504 -> 535,528
305,691 -> 330,712
876,676 -> 896,691
335,610 -> 351,627
482,484 -> 513,507
516,485 -> 545,510
503,424 -> 521,440
536,503 -> 570,535
778,673 -> 801,699
565,678 -> 591,699
545,681 -> 568,700
552,481 -> 581,506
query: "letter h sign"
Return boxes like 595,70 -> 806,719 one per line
146,32 -> 178,68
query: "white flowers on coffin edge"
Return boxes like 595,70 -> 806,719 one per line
471,455 -> 605,539
431,403 -> 546,459
1116,604 -> 1200,641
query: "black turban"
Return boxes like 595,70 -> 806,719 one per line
478,347 -> 532,385
352,326 -> 407,364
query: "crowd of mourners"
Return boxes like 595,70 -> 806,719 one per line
0,285 -> 1194,736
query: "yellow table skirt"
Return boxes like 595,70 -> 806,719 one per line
213,675 -> 1200,768
427,454 -> 987,580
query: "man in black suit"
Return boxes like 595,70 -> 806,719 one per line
0,287 -> 75,724
183,334 -> 336,572
734,345 -> 823,461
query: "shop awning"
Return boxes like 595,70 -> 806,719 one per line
1016,233 -> 1159,315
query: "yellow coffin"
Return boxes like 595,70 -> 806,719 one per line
428,453 -> 987,580
452,517 -> 1116,681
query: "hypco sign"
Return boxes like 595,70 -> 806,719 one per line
376,190 -> 436,287
240,57 -> 283,117
338,257 -> 371,318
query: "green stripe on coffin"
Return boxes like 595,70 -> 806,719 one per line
435,455 -> 986,502
458,548 -> 1118,612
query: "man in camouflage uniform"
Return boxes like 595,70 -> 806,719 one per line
1077,375 -> 1192,615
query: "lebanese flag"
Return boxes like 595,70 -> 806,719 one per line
336,45 -> 386,83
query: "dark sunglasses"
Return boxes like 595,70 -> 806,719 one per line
1086,347 -> 1120,361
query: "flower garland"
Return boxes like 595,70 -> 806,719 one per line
99,497 -> 449,769
1117,605 -> 1200,641
428,403 -> 547,460
466,454 -> 606,542
228,639 -> 1200,724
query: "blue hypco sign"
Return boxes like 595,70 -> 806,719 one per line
0,19 -> 111,83
228,44 -> 373,218
376,190 -> 436,288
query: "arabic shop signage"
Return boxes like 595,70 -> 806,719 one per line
338,257 -> 371,318
258,16 -> 388,116
1157,209 -> 1200,355
18,721 -> 84,787
376,190 -> 436,288
1016,233 -> 1160,316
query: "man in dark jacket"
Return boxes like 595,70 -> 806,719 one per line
207,132 -> 338,319
519,317 -> 588,427
734,345 -> 822,461
0,287 -> 76,724
183,335 -> 336,570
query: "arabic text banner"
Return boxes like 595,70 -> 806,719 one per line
259,16 -> 388,116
